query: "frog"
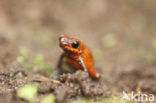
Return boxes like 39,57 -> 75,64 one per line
56,35 -> 100,79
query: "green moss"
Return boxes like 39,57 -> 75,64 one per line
17,56 -> 25,64
17,47 -> 53,75
101,33 -> 117,48
72,96 -> 132,103
152,39 -> 156,50
19,47 -> 28,57
72,98 -> 91,103
41,94 -> 55,103
137,49 -> 156,63
92,48 -> 103,60
99,97 -> 132,103
17,84 -> 38,103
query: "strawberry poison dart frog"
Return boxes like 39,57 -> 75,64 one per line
57,35 -> 100,79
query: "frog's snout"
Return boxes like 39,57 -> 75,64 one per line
59,35 -> 69,48
59,35 -> 66,41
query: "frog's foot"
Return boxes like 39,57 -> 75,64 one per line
54,68 -> 63,75
88,67 -> 100,79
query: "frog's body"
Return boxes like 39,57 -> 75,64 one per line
57,35 -> 100,79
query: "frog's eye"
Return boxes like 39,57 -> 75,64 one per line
72,41 -> 79,48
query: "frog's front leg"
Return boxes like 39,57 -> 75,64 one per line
77,56 -> 87,72
77,56 -> 100,79
54,53 -> 65,75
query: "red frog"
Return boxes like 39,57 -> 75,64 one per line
57,35 -> 100,79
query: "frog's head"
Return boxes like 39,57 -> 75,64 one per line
59,35 -> 80,52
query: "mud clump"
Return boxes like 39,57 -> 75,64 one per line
114,66 -> 156,94
37,70 -> 106,103
57,71 -> 104,97
0,67 -> 28,93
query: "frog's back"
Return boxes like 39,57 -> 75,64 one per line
65,42 -> 94,70
81,44 -> 94,69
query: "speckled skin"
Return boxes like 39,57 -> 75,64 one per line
58,35 -> 100,79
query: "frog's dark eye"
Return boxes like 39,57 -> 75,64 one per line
72,41 -> 79,48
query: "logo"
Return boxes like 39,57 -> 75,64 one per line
122,91 -> 155,102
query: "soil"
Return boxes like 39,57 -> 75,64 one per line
0,36 -> 155,103
0,0 -> 156,103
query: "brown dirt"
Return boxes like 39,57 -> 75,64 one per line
0,43 -> 155,103
0,0 -> 156,103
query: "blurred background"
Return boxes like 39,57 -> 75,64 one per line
0,0 -> 156,97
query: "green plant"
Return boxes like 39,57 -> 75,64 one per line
17,47 -> 53,75
72,96 -> 132,103
102,33 -> 117,48
41,94 -> 55,103
17,84 -> 38,103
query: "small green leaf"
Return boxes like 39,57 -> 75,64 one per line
42,64 -> 53,75
17,84 -> 38,103
152,39 -> 156,50
92,48 -> 103,60
17,56 -> 24,64
32,54 -> 44,65
41,94 -> 55,103
19,47 -> 28,57
102,33 -> 117,48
